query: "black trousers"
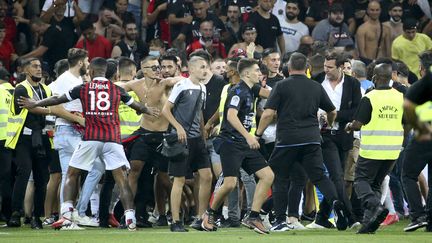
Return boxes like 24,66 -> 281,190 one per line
0,140 -> 13,219
99,171 -> 115,224
272,162 -> 307,220
269,144 -> 338,210
354,156 -> 395,222
402,139 -> 432,220
11,135 -> 50,218
317,132 -> 354,221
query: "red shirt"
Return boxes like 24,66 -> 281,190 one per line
186,40 -> 227,59
2,17 -> 17,42
67,77 -> 133,143
75,35 -> 112,60
0,40 -> 14,70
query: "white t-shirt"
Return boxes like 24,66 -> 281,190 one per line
272,0 -> 286,20
280,20 -> 310,52
49,70 -> 83,126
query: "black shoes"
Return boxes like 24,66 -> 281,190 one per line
7,211 -> 21,227
357,205 -> 389,234
404,215 -> 428,232
332,200 -> 348,231
190,218 -> 204,231
136,216 -> 152,228
170,221 -> 189,232
301,211 -> 316,222
155,215 -> 168,226
219,218 -> 241,228
30,217 -> 43,230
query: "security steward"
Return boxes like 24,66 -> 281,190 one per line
345,63 -> 404,234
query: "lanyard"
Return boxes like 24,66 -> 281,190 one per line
27,81 -> 44,101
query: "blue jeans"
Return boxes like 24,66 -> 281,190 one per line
54,125 -> 82,203
76,158 -> 105,216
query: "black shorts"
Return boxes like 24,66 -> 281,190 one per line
219,140 -> 268,177
129,128 -> 169,172
168,137 -> 211,177
49,149 -> 62,174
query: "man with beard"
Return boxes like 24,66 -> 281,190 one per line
312,3 -> 354,49
356,1 -> 391,63
248,0 -> 285,53
111,21 -> 149,67
75,19 -> 112,60
383,2 -> 403,42
224,3 -> 242,53
94,7 -> 124,44
279,1 -> 309,54
116,56 -> 181,225
186,21 -> 227,59
305,0 -> 355,34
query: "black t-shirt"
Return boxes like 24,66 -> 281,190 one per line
203,74 -> 226,124
167,0 -> 192,40
266,74 -> 284,88
264,74 -> 335,145
51,17 -> 77,51
220,81 -> 261,143
380,0 -> 425,22
14,84 -> 47,130
41,24 -> 69,73
247,12 -> 283,49
188,13 -> 227,40
405,74 -> 432,105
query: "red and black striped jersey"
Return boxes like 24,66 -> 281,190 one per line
66,77 -> 134,143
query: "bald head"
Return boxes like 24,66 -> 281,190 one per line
373,63 -> 392,85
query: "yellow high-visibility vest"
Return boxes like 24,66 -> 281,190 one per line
218,83 -> 256,135
118,91 -> 141,139
5,81 -> 52,149
0,83 -> 14,141
415,101 -> 432,123
359,88 -> 404,160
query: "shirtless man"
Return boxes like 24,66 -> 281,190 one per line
356,1 -> 391,62
117,56 -> 179,199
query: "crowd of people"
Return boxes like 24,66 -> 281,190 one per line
0,0 -> 431,236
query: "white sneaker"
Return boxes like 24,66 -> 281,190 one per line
349,221 -> 362,230
127,222 -> 137,231
53,218 -> 84,230
43,217 -> 55,225
148,213 -> 158,224
260,214 -> 272,230
288,221 -> 307,230
60,221 -> 85,231
73,212 -> 99,227
306,221 -> 327,229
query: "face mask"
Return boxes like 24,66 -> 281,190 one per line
149,50 -> 160,57
31,75 -> 42,82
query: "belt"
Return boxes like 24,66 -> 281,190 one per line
322,129 -> 341,136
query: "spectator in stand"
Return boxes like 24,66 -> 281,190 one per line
279,0 -> 309,53
21,17 -> 70,75
145,0 -> 169,44
305,0 -> 356,34
111,21 -> 149,66
228,23 -> 263,57
383,2 -> 403,42
186,20 -> 227,59
224,3 -> 242,53
113,0 -> 136,24
187,0 -> 228,43
40,0 -> 85,25
167,0 -> 193,49
392,18 -> 432,78
0,22 -> 17,71
311,3 -> 354,49
248,0 -> 285,53
76,19 -> 113,60
44,2 -> 79,53
148,38 -> 165,57
0,0 -> 17,42
94,7 -> 124,45
356,1 -> 391,64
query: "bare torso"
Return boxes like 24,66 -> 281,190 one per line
132,79 -> 170,132
358,21 -> 391,59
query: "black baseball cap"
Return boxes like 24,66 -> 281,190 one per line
403,18 -> 417,30
329,3 -> 344,14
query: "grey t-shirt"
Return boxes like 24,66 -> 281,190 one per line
311,19 -> 354,47
168,78 -> 206,138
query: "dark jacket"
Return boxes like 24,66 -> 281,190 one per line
316,74 -> 362,150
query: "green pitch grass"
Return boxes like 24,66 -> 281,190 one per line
0,220 -> 430,243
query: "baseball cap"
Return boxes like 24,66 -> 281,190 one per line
403,18 -> 417,30
329,3 -> 344,14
